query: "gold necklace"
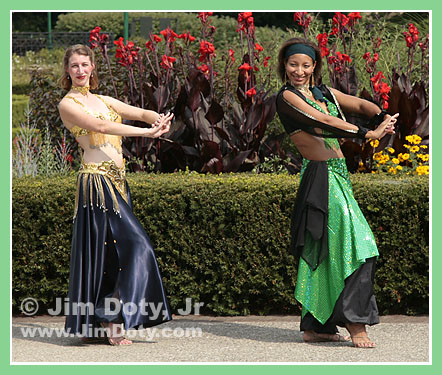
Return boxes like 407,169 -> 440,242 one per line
293,83 -> 312,97
71,86 -> 90,96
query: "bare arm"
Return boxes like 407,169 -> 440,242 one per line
330,88 -> 383,118
282,90 -> 397,139
58,99 -> 172,138
100,95 -> 160,124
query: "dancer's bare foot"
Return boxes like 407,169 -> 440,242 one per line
101,323 -> 132,346
303,330 -> 351,343
345,323 -> 376,348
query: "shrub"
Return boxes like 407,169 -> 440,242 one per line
11,94 -> 30,128
12,173 -> 429,316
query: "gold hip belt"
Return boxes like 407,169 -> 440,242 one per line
74,160 -> 128,218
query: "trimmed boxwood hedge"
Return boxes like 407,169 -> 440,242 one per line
12,173 -> 429,316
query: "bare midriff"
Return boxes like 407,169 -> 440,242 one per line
289,131 -> 344,161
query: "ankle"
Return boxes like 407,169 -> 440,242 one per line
345,323 -> 367,336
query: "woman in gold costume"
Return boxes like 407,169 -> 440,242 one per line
58,44 -> 174,346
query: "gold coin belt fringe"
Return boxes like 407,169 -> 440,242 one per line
74,160 -> 128,219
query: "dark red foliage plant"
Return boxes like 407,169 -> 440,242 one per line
89,12 -> 276,173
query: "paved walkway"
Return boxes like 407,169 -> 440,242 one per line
11,315 -> 430,363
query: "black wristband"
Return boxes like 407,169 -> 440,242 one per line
357,126 -> 370,139
370,110 -> 388,126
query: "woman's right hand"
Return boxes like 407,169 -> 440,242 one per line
367,113 -> 399,139
143,112 -> 174,138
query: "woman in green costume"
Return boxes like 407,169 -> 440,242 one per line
276,38 -> 398,348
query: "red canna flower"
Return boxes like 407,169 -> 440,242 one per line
89,26 -> 101,48
379,82 -> 391,95
333,12 -> 349,30
198,40 -> 216,62
374,37 -> 382,49
198,64 -> 209,74
145,41 -> 154,52
238,62 -> 253,81
294,12 -> 312,31
237,12 -> 255,36
89,26 -> 109,50
228,49 -> 235,63
316,32 -> 330,57
328,56 -> 338,65
419,34 -> 429,53
238,12 -> 253,21
198,12 -> 213,24
408,23 -> 419,41
153,34 -> 162,43
238,62 -> 253,72
404,33 -> 413,48
160,55 -> 176,69
347,12 -> 362,27
160,27 -> 178,43
114,37 -> 139,67
329,27 -> 338,36
178,32 -> 196,43
263,56 -> 271,67
370,70 -> 390,109
370,71 -> 386,84
245,87 -> 256,97
255,43 -> 263,52
403,23 -> 420,48
363,52 -> 371,61
337,51 -> 352,63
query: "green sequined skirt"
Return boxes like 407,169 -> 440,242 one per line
295,158 -> 379,324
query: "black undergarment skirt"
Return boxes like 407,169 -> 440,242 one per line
300,257 -> 379,333
65,164 -> 172,337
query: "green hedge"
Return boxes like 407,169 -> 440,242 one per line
12,94 -> 30,129
12,173 -> 429,316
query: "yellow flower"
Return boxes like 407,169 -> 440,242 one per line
388,167 -> 397,174
405,134 -> 422,145
413,135 -> 422,144
420,145 -> 428,149
396,165 -> 403,171
410,146 -> 420,153
398,153 -> 410,162
373,152 -> 383,161
392,158 -> 400,164
388,147 -> 395,153
404,144 -> 410,149
370,139 -> 380,148
417,154 -> 429,162
416,165 -> 429,175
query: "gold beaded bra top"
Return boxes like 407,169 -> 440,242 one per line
65,94 -> 123,154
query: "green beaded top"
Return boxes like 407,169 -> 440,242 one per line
305,97 -> 340,150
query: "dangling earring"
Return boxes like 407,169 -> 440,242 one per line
67,75 -> 71,80
310,74 -> 315,88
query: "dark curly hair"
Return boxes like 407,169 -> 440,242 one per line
277,37 -> 323,84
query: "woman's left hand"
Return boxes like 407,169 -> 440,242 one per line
150,112 -> 174,137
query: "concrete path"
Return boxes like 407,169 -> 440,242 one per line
11,315 -> 430,364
